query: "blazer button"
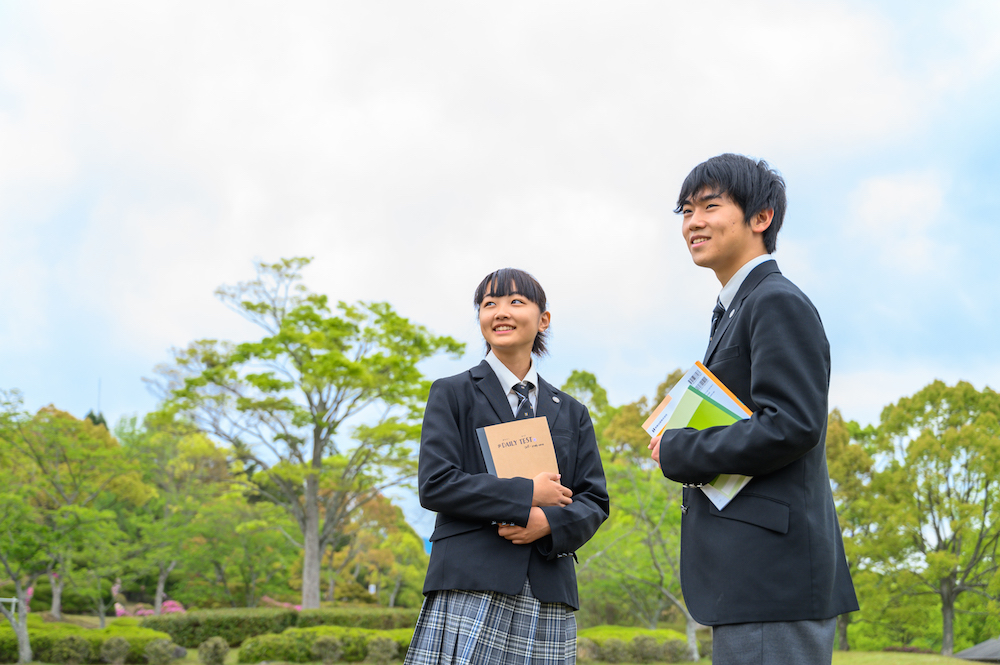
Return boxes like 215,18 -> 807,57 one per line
552,396 -> 560,403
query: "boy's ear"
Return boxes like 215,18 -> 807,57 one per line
751,208 -> 774,235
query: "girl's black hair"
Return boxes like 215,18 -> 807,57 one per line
474,267 -> 549,356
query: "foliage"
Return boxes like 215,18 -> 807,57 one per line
237,626 -> 412,663
296,607 -> 420,630
150,257 -> 463,608
196,637 -> 229,665
0,619 -> 171,664
142,639 -> 174,665
362,636 -> 397,664
310,635 -> 343,664
140,608 -> 298,647
99,637 -> 131,665
50,635 -> 92,665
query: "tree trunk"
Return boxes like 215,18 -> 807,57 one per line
388,577 -> 402,608
49,572 -> 64,620
155,561 -> 177,615
836,613 -> 850,651
0,582 -> 33,663
327,567 -> 336,602
685,616 -> 700,663
301,474 -> 322,609
941,577 -> 956,656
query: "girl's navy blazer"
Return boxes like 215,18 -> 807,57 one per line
418,360 -> 610,610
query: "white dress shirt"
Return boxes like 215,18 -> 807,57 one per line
485,351 -> 538,417
719,254 -> 775,310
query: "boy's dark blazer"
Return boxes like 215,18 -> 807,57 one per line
418,360 -> 609,610
658,261 -> 858,625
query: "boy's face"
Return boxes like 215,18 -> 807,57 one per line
478,283 -> 550,357
679,188 -> 770,286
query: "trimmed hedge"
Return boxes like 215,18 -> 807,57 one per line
576,625 -> 689,664
140,608 -> 298,647
239,626 -> 412,663
140,606 -> 420,648
0,620 -> 172,664
297,608 -> 419,631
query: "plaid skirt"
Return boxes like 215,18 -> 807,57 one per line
403,579 -> 577,665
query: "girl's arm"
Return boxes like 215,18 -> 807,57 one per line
500,402 -> 610,555
418,379 -> 542,526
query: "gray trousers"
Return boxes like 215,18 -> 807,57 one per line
712,618 -> 836,665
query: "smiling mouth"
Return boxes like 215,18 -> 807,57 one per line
494,325 -> 515,331
690,237 -> 709,246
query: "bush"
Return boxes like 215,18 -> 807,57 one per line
297,607 -> 420,630
197,637 -> 229,665
576,637 -> 599,662
662,639 -> 687,663
311,635 -> 343,665
141,608 -> 298,647
51,635 -> 93,665
238,626 -> 412,663
0,619 -> 173,664
600,638 -> 629,663
629,635 -> 660,663
143,639 -> 175,665
100,637 -> 131,665
364,637 -> 398,664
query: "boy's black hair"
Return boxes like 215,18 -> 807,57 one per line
673,153 -> 787,253
474,267 -> 549,356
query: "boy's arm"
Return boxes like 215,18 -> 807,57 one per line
657,286 -> 830,483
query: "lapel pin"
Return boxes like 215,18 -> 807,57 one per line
729,309 -> 735,318
552,396 -> 560,403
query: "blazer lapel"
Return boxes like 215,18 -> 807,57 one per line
534,375 -> 564,429
471,360 -> 514,423
703,261 -> 781,364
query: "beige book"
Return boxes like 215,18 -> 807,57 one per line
477,416 -> 559,479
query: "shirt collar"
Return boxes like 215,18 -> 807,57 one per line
719,254 -> 774,310
485,351 -> 538,394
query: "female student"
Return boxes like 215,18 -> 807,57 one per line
405,268 -> 610,665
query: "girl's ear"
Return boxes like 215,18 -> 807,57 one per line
538,310 -> 551,333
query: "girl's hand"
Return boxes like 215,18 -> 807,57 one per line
648,434 -> 662,465
532,472 -> 573,507
498,507 -> 551,544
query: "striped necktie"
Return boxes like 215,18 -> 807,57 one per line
512,382 -> 534,419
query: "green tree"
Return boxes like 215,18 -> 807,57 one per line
150,258 -> 462,608
182,489 -> 299,608
870,380 -> 1000,655
117,416 -> 230,613
152,258 -> 462,608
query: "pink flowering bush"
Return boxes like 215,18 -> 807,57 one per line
115,600 -> 185,617
161,600 -> 185,614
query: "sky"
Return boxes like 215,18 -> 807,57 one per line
2,2 -> 999,533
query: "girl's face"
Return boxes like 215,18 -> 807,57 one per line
478,284 -> 550,357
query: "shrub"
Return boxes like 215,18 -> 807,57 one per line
364,637 -> 398,664
297,608 -> 420,631
576,637 -> 599,662
100,637 -> 131,665
238,626 -> 412,663
51,635 -> 92,665
197,637 -> 229,665
311,635 -> 344,665
600,638 -> 629,663
662,639 -> 687,663
143,639 -> 175,665
629,635 -> 661,663
141,608 -> 298,647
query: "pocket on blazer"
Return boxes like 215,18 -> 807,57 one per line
429,518 -> 483,542
712,345 -> 741,362
708,492 -> 789,534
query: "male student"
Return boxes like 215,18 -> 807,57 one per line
648,154 -> 858,664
